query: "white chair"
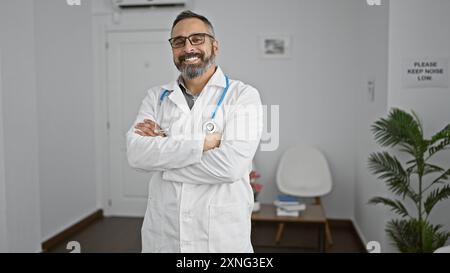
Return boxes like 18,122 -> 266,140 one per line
276,145 -> 333,247
434,245 -> 450,253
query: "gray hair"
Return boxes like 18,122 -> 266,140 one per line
171,10 -> 215,36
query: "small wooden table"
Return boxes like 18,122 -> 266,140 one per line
251,204 -> 327,252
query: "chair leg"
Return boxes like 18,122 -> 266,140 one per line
325,221 -> 333,246
314,197 -> 321,205
315,197 -> 333,247
275,223 -> 285,244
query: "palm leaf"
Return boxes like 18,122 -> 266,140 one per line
423,163 -> 445,176
369,197 -> 410,218
424,184 -> 450,215
368,152 -> 412,198
429,123 -> 450,145
387,219 -> 450,253
371,108 -> 423,150
424,168 -> 450,192
432,168 -> 450,183
386,219 -> 420,252
428,138 -> 450,158
422,222 -> 450,252
399,143 -> 417,155
411,111 -> 423,132
428,124 -> 450,158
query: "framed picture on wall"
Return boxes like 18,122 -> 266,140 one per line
260,34 -> 292,59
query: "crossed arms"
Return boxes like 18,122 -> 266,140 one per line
126,86 -> 262,184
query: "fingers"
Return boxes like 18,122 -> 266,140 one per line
203,133 -> 222,152
212,133 -> 222,148
209,133 -> 222,146
144,119 -> 163,134
143,119 -> 164,133
135,124 -> 157,136
143,119 -> 160,128
134,130 -> 148,137
211,133 -> 222,141
134,119 -> 164,137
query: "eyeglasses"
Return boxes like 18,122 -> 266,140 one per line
168,33 -> 215,49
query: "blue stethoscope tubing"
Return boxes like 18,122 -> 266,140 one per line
159,75 -> 230,121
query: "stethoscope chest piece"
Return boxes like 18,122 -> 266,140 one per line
160,74 -> 230,136
203,120 -> 217,134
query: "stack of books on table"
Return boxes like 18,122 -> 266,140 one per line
273,194 -> 306,217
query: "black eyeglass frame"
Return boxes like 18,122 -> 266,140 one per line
168,33 -> 215,48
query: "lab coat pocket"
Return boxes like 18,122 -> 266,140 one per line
142,180 -> 164,252
142,198 -> 162,252
208,203 -> 252,253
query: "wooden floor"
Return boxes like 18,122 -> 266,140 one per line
47,217 -> 366,253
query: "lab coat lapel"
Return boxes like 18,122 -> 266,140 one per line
161,81 -> 190,114
168,86 -> 190,114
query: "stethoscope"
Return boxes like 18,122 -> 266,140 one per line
159,75 -> 230,134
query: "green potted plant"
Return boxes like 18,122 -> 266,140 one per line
368,108 -> 450,252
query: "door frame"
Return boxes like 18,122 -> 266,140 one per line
92,11 -> 180,216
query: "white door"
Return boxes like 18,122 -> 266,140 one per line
107,30 -> 178,216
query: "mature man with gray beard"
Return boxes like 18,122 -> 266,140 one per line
127,10 -> 263,253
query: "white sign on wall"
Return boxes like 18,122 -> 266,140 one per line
402,58 -> 449,88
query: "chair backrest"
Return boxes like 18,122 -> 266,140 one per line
276,145 -> 332,198
434,245 -> 450,253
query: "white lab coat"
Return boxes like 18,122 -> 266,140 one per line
126,67 -> 263,253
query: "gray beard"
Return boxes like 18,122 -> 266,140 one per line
177,55 -> 216,80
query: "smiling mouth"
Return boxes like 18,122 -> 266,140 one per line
183,56 -> 200,63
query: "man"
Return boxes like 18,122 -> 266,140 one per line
126,10 -> 262,253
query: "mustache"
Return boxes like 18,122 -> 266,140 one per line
178,52 -> 204,62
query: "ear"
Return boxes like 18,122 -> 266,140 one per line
212,39 -> 219,54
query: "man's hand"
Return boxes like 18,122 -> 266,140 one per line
135,120 -> 221,150
203,133 -> 222,152
134,119 -> 166,137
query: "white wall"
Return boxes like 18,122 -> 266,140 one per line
34,0 -> 97,241
0,0 -> 42,252
387,0 -> 450,247
354,0 -> 390,249
193,0 -> 361,219
0,48 -> 8,252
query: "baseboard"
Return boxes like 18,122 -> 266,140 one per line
350,217 -> 369,250
41,209 -> 103,252
328,218 -> 367,252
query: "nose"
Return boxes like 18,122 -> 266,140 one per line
182,38 -> 195,52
